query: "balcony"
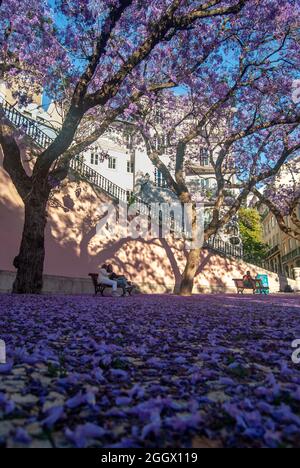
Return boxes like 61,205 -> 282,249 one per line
266,244 -> 280,259
282,247 -> 300,264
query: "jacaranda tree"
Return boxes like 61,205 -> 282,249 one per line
0,0 -> 253,294
124,6 -> 300,295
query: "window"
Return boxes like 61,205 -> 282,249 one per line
108,157 -> 116,170
127,161 -> 134,173
155,169 -> 167,188
199,148 -> 209,166
90,152 -> 99,165
125,133 -> 133,150
200,178 -> 209,189
156,110 -> 164,125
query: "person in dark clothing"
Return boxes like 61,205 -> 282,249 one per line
107,265 -> 129,289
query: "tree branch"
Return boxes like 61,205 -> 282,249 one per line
0,109 -> 32,200
85,0 -> 248,109
33,0 -> 134,178
50,80 -> 177,182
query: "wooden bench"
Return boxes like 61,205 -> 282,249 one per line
89,274 -> 134,297
233,278 -> 266,295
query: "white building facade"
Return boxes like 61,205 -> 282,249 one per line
0,85 -> 242,250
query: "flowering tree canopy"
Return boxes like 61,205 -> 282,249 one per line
121,6 -> 300,293
0,0 -> 299,294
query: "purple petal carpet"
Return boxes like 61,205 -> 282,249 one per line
0,294 -> 299,448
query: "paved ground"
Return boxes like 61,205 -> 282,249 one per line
0,293 -> 300,448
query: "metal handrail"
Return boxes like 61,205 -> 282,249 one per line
0,97 -> 54,149
204,236 -> 243,258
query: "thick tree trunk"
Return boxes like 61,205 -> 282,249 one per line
176,190 -> 203,297
179,247 -> 201,296
13,186 -> 49,294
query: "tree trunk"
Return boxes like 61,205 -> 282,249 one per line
178,196 -> 202,296
13,186 -> 49,294
179,247 -> 201,296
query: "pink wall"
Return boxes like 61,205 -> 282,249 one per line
0,150 -> 292,293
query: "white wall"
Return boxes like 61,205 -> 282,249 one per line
83,136 -> 134,191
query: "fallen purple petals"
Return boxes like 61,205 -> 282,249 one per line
0,293 -> 299,448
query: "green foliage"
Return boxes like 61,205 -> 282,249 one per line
239,208 -> 268,262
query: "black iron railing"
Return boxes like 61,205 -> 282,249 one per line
70,158 -> 129,203
0,97 -> 54,148
204,236 -> 243,258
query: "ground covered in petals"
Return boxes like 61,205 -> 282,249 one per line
0,294 -> 300,448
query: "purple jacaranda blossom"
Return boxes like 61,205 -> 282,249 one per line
174,356 -> 187,364
65,423 -> 106,448
165,414 -> 203,432
0,393 -> 15,415
66,392 -> 86,409
93,369 -> 106,383
110,369 -> 129,381
0,362 -> 13,374
42,406 -> 64,428
85,391 -> 97,407
116,397 -> 132,406
272,405 -> 300,426
219,377 -> 235,386
108,438 -> 142,449
0,293 -> 300,448
128,384 -> 145,400
146,358 -> 166,369
141,421 -> 162,440
4,400 -> 15,415
257,402 -> 274,415
65,390 -> 96,409
291,388 -> 300,402
14,428 -> 32,445
283,425 -> 299,437
99,355 -> 112,367
105,408 -> 127,418
264,431 -> 282,449
243,427 -> 265,440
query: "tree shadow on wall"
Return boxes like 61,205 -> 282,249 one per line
44,180 -> 251,293
0,170 -> 279,295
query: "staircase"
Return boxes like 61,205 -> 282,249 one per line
0,96 -> 54,148
1,97 -> 244,259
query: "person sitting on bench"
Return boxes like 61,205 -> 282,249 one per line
107,264 -> 129,289
98,264 -> 118,295
243,271 -> 255,289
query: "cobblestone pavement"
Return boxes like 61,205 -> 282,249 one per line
0,294 -> 300,448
